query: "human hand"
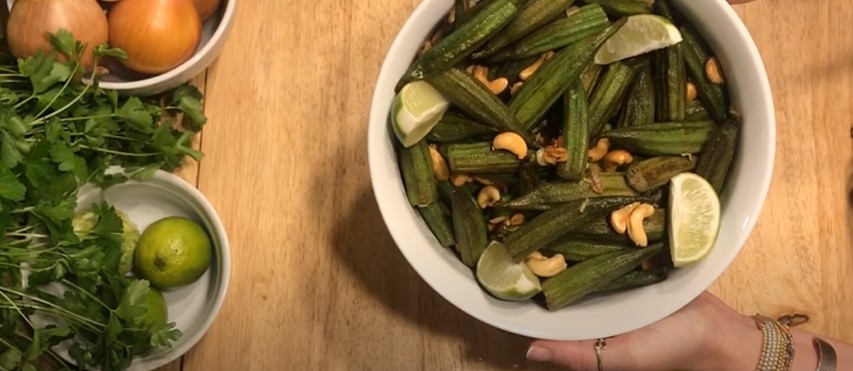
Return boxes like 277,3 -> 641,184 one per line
525,292 -> 763,371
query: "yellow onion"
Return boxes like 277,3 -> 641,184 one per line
108,0 -> 201,75
193,0 -> 221,21
6,0 -> 109,69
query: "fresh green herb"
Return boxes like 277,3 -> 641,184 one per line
0,29 -> 206,370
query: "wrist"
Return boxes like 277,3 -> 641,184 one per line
703,313 -> 763,371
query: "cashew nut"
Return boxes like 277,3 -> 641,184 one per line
509,213 -> 526,226
705,57 -> 725,84
450,173 -> 470,186
602,150 -> 633,172
627,203 -> 655,247
587,138 -> 610,162
519,51 -> 555,81
492,132 -> 528,159
565,6 -> 581,17
470,65 -> 509,95
686,82 -> 697,101
448,7 -> 456,23
526,252 -> 567,278
511,81 -> 524,95
536,147 -> 569,166
428,145 -> 450,181
610,202 -> 640,235
489,215 -> 510,225
472,176 -> 495,186
477,185 -> 501,209
418,40 -> 432,56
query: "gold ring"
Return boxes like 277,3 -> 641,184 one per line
594,338 -> 607,371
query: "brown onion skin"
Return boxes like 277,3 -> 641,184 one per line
108,0 -> 202,75
193,0 -> 221,21
6,0 -> 109,70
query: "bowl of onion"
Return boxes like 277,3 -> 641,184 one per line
4,0 -> 237,96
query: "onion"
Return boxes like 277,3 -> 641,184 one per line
6,0 -> 109,69
107,0 -> 202,75
193,0 -> 221,21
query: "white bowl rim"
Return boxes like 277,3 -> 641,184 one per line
98,0 -> 238,90
368,0 -> 775,341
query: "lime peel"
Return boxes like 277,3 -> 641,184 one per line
391,80 -> 450,147
667,173 -> 721,267
476,241 -> 541,301
594,14 -> 683,65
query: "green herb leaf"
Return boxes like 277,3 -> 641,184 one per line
116,97 -> 154,132
47,29 -> 84,60
25,326 -> 75,361
116,279 -> 149,323
0,167 -> 26,201
1,130 -> 24,169
94,44 -> 128,60
0,349 -> 22,370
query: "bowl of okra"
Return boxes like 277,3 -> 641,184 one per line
368,0 -> 774,341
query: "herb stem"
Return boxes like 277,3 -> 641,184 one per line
78,145 -> 158,157
34,64 -> 82,119
0,286 -> 105,330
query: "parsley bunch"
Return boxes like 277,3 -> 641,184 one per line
0,30 -> 207,370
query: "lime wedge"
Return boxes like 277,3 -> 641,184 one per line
668,173 -> 721,267
476,241 -> 541,301
391,80 -> 450,148
594,14 -> 683,65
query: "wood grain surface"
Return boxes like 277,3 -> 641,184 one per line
158,0 -> 853,369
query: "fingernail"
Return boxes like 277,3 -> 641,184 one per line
526,346 -> 552,362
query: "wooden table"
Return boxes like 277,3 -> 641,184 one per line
161,0 -> 853,369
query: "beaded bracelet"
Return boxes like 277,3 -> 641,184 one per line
753,315 -> 794,371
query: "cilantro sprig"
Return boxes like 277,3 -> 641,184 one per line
0,30 -> 206,370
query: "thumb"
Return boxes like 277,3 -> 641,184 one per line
526,338 -> 643,371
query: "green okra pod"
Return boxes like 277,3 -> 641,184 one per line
418,201 -> 456,247
449,187 -> 489,267
485,4 -> 610,63
427,68 -> 534,143
680,25 -> 729,122
398,0 -> 520,88
685,99 -> 711,121
427,113 -> 498,143
694,117 -> 739,193
593,270 -> 668,294
655,44 -> 687,122
599,121 -> 715,155
571,208 -> 666,243
474,0 -> 578,60
581,0 -> 653,16
400,140 -> 438,207
499,173 -> 639,211
617,63 -> 656,127
446,142 -> 528,174
542,243 -> 664,309
556,83 -> 590,180
503,196 -> 651,261
588,61 -> 641,135
508,19 -> 627,131
546,239 -> 632,261
626,155 -> 696,193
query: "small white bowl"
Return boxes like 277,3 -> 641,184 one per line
71,169 -> 231,370
368,0 -> 775,340
5,0 -> 237,96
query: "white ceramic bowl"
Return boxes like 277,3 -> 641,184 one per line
368,0 -> 775,340
5,0 -> 237,97
67,169 -> 230,370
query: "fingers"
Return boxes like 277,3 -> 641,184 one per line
527,338 -> 641,371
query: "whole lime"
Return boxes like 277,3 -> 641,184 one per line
134,216 -> 212,290
139,286 -> 169,329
